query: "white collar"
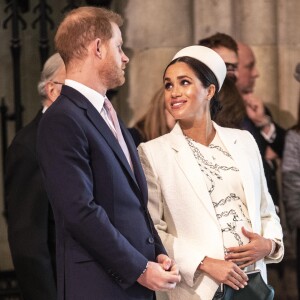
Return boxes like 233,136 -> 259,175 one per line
65,79 -> 105,114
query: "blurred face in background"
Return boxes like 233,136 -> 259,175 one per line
236,43 -> 259,95
213,46 -> 239,82
45,65 -> 66,105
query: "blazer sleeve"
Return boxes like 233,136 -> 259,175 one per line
282,131 -> 300,229
246,131 -> 284,262
5,141 -> 57,300
266,108 -> 286,158
138,143 -> 204,287
269,122 -> 286,158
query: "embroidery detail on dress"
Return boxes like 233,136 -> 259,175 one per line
185,136 -> 238,173
184,134 -> 252,249
222,223 -> 244,246
213,193 -> 240,208
209,144 -> 232,158
185,136 -> 238,194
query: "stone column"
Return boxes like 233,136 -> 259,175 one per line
118,0 -> 193,124
193,0 -> 236,43
277,0 -> 300,127
234,0 -> 279,119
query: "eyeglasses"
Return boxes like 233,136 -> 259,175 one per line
50,81 -> 64,85
225,62 -> 238,72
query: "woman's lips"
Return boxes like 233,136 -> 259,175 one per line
171,100 -> 187,109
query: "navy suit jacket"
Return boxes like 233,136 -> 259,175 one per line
37,85 -> 166,300
6,110 -> 56,300
242,110 -> 286,206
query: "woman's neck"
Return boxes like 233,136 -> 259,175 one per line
180,118 -> 216,146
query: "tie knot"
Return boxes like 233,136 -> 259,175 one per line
104,97 -> 113,112
103,96 -> 133,170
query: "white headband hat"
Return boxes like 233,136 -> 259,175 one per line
172,45 -> 226,91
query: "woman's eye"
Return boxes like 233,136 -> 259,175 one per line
164,82 -> 172,90
181,79 -> 190,86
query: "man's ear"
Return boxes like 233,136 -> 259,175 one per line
45,82 -> 53,100
46,82 -> 59,103
95,38 -> 102,58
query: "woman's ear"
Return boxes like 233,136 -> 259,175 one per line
207,84 -> 216,100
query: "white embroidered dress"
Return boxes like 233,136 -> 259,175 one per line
186,132 -> 253,262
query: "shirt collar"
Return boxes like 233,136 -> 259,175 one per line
42,106 -> 48,113
65,79 -> 105,114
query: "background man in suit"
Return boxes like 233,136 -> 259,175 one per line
236,42 -> 286,209
199,34 -> 285,209
5,52 -> 65,300
37,6 -> 180,300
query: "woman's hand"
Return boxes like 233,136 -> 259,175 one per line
225,227 -> 272,269
198,257 -> 248,290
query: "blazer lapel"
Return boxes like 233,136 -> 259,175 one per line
214,123 -> 256,223
168,123 -> 219,225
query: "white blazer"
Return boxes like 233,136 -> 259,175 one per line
138,122 -> 284,300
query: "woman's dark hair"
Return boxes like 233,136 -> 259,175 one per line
163,56 -> 221,118
214,77 -> 246,128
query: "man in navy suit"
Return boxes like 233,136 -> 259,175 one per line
37,6 -> 180,300
6,53 -> 65,300
236,41 -> 285,209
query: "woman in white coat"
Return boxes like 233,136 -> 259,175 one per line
138,46 -> 284,300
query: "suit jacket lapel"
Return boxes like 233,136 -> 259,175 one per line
120,120 -> 148,201
168,123 -> 219,225
87,106 -> 142,188
214,122 -> 256,222
61,86 -> 139,189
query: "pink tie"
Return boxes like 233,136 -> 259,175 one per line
103,98 -> 133,170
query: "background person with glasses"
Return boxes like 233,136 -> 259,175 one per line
5,52 -> 65,300
198,33 -> 245,129
51,80 -> 64,85
199,32 -> 240,82
224,62 -> 239,81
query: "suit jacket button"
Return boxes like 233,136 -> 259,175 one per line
147,237 -> 154,244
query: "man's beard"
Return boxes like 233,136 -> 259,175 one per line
101,63 -> 125,90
